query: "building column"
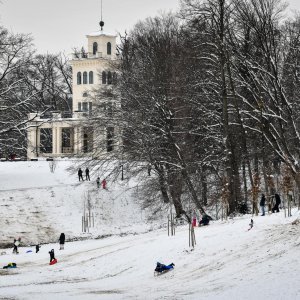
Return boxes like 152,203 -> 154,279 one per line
74,126 -> 82,154
52,127 -> 57,155
27,127 -> 37,159
57,127 -> 62,154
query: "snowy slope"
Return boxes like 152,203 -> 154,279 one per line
0,210 -> 299,299
0,160 -> 165,247
0,160 -> 299,299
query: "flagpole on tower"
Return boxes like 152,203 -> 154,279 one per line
100,0 -> 104,31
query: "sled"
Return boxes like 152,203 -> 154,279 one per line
3,263 -> 17,269
154,268 -> 173,276
49,258 -> 57,265
154,262 -> 175,276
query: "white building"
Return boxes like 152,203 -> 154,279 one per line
27,24 -> 118,159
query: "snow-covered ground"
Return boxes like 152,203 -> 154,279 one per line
0,160 -> 164,247
0,160 -> 300,299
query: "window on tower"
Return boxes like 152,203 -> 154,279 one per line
102,71 -> 107,84
107,71 -> 112,84
89,71 -> 94,84
83,72 -> 87,84
77,72 -> 82,85
93,42 -> 98,55
107,42 -> 112,55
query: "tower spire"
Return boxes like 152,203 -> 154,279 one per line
99,0 -> 104,31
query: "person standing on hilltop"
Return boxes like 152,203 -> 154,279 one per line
102,178 -> 107,189
85,167 -> 90,181
78,168 -> 84,181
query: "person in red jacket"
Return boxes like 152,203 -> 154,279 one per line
102,178 -> 107,189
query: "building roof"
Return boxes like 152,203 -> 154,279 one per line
86,30 -> 117,38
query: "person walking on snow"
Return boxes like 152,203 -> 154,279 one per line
78,168 -> 84,181
59,233 -> 65,250
85,168 -> 90,181
96,177 -> 100,188
12,238 -> 20,254
260,193 -> 266,216
102,178 -> 107,189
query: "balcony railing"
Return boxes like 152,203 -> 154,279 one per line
72,52 -> 103,60
62,147 -> 73,154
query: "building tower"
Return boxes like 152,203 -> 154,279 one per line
26,17 -> 118,159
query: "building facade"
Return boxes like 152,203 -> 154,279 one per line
27,27 -> 118,159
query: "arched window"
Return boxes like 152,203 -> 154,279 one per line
82,92 -> 88,97
107,71 -> 112,84
112,72 -> 117,84
107,42 -> 112,55
83,71 -> 87,84
77,72 -> 82,85
89,71 -> 94,84
93,42 -> 98,55
102,71 -> 107,84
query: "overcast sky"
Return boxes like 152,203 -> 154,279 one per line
1,0 -> 300,55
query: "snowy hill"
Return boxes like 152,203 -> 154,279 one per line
0,160 -> 300,299
0,160 -> 165,247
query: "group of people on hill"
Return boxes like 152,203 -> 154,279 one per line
12,233 -> 66,264
260,193 -> 281,216
78,168 -> 107,189
78,168 -> 90,181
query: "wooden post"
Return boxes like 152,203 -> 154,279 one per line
221,204 -> 223,221
288,194 -> 292,217
172,214 -> 174,235
188,223 -> 191,247
284,195 -> 287,218
168,215 -> 170,236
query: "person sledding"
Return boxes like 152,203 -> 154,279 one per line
3,262 -> 17,269
49,249 -> 57,265
154,262 -> 175,275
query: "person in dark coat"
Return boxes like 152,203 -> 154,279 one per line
199,214 -> 212,226
49,249 -> 55,263
85,168 -> 90,181
78,168 -> 84,181
155,262 -> 175,273
59,233 -> 65,250
96,177 -> 100,188
272,193 -> 281,213
260,194 -> 266,216
12,238 -> 19,254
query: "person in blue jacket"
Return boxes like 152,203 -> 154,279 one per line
155,262 -> 175,272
